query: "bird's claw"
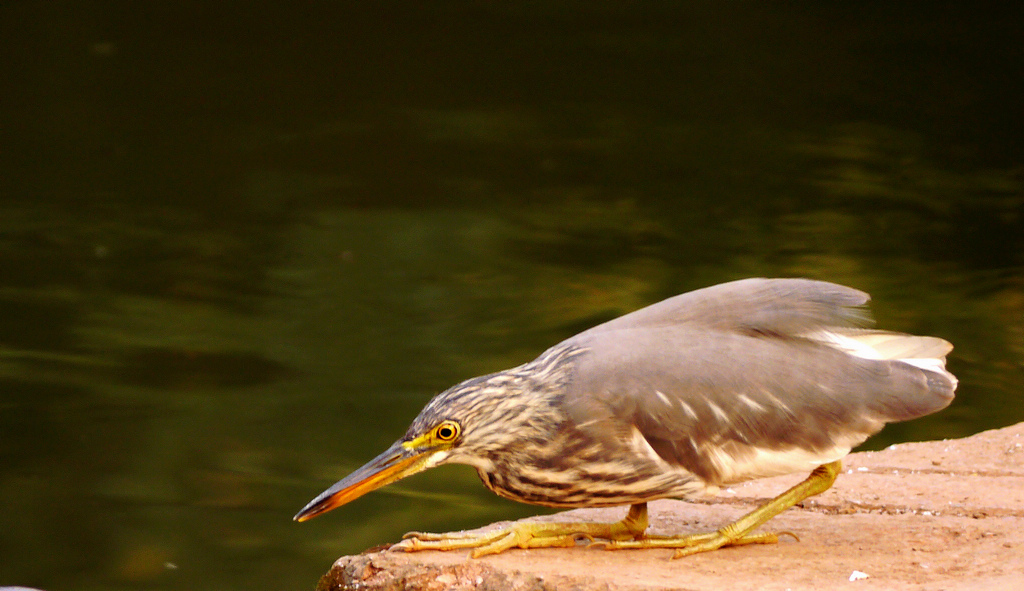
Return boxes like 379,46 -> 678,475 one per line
401,530 -> 455,541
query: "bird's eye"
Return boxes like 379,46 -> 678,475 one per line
434,421 -> 460,442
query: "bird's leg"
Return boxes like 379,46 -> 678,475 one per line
393,502 -> 650,558
599,460 -> 841,558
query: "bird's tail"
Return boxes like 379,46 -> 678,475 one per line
808,328 -> 957,419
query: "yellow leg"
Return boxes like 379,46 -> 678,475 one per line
393,502 -> 650,558
601,460 -> 842,558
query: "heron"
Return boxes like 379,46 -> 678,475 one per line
295,278 -> 956,558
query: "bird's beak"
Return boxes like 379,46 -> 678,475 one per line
293,440 -> 435,522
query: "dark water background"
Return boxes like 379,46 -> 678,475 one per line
1,3 -> 1022,590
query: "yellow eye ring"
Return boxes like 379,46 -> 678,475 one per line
434,420 -> 460,442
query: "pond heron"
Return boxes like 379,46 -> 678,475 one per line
295,278 -> 956,558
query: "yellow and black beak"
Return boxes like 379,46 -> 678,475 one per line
293,440 -> 434,522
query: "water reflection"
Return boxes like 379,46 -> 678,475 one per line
1,3 -> 1022,591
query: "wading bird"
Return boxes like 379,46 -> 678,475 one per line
295,278 -> 956,558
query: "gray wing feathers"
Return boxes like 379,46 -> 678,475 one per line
556,278 -> 956,485
576,278 -> 871,339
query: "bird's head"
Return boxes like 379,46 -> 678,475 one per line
293,371 -> 547,522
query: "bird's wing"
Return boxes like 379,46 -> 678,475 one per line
576,278 -> 871,339
559,325 -> 954,486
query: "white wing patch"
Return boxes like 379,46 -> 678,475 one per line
736,394 -> 766,413
707,401 -> 729,423
759,388 -> 793,415
704,442 -> 852,485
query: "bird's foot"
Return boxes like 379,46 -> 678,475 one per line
593,529 -> 798,558
392,503 -> 650,558
394,524 -> 578,557
597,460 -> 840,558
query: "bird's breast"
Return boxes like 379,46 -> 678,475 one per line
473,428 -> 706,508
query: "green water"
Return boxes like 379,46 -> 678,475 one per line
1,3 -> 1022,590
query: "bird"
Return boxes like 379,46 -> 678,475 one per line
294,278 -> 956,558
